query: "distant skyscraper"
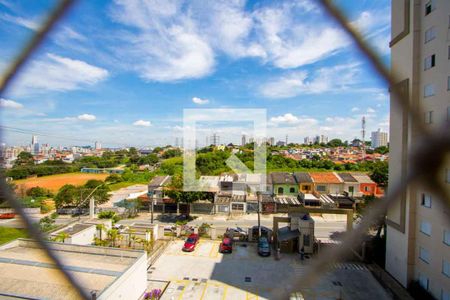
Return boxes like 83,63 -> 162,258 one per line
95,141 -> 102,150
313,135 -> 328,144
370,129 -> 388,148
31,135 -> 39,155
269,137 -> 275,146
304,137 -> 313,145
241,134 -> 247,146
31,135 -> 37,145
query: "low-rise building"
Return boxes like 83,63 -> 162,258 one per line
0,239 -> 147,300
309,172 -> 343,195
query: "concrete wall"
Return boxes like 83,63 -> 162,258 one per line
98,251 -> 147,300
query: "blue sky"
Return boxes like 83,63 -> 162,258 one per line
0,0 -> 391,147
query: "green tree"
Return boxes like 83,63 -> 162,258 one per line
374,146 -> 389,154
369,161 -> 389,188
327,139 -> 344,147
26,186 -> 53,198
105,174 -> 123,183
55,232 -> 70,243
83,180 -> 111,205
54,184 -> 79,208
14,152 -> 34,166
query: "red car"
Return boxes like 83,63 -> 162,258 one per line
182,233 -> 199,252
219,237 -> 233,253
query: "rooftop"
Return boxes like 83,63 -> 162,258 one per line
271,172 -> 296,185
336,173 -> 358,183
350,173 -> 375,184
293,172 -> 313,183
309,172 -> 342,184
0,239 -> 144,300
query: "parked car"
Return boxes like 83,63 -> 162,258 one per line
251,226 -> 271,240
182,233 -> 199,252
257,237 -> 271,257
225,227 -> 247,240
219,237 -> 233,253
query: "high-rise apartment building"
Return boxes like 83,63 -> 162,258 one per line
371,128 -> 388,148
95,141 -> 102,150
386,1 -> 450,299
241,134 -> 247,146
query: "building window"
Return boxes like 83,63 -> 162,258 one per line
424,84 -> 435,97
277,187 -> 284,194
303,185 -> 310,191
425,0 -> 435,15
231,203 -> 244,211
444,230 -> 450,246
419,247 -> 430,263
419,273 -> 429,290
349,186 -> 354,193
289,187 -> 295,193
420,221 -> 432,236
421,193 -> 432,207
443,260 -> 450,278
316,185 -> 326,192
425,26 -> 436,43
424,111 -> 433,124
424,54 -> 436,70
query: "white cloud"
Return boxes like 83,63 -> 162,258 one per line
12,53 -> 108,94
192,97 -> 209,105
0,13 -> 39,30
366,107 -> 376,114
270,113 -> 300,124
133,120 -> 152,127
77,114 -> 96,121
351,107 -> 360,112
0,98 -> 23,109
260,63 -> 361,98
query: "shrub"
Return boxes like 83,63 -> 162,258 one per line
98,211 -> 116,219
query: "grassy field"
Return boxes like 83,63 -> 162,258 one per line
0,227 -> 28,245
108,181 -> 140,191
13,172 -> 109,192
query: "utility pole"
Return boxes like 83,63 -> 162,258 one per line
148,191 -> 154,224
361,116 -> 366,161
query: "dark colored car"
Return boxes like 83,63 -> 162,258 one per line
182,233 -> 199,252
258,237 -> 271,257
251,226 -> 271,240
219,237 -> 233,253
225,227 -> 247,240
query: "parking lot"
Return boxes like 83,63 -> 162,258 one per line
148,240 -> 392,300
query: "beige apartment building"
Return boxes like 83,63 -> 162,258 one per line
386,1 -> 450,299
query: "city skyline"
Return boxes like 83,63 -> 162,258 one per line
0,0 -> 390,147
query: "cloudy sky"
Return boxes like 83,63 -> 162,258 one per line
0,0 -> 390,147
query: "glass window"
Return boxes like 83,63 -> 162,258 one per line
425,26 -> 436,43
289,187 -> 295,193
419,247 -> 430,263
316,185 -> 326,192
424,84 -> 435,97
303,234 -> 310,247
443,260 -> 450,277
424,111 -> 433,124
444,230 -> 450,246
419,273 -> 429,290
421,194 -> 432,207
425,0 -> 435,15
420,221 -> 432,236
277,187 -> 284,194
424,54 -> 435,70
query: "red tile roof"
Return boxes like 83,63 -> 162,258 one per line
309,172 -> 342,184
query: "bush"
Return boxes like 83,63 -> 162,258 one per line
98,211 -> 116,219
26,186 -> 53,198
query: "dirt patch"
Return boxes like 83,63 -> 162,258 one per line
13,173 -> 109,192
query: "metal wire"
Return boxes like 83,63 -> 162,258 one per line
0,0 -> 449,299
0,0 -> 88,299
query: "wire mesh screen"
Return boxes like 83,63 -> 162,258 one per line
0,0 -> 448,299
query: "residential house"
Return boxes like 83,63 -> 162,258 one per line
293,172 -> 314,194
309,172 -> 343,195
336,173 -> 361,197
271,172 -> 298,196
147,175 -> 172,213
351,173 -> 378,196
